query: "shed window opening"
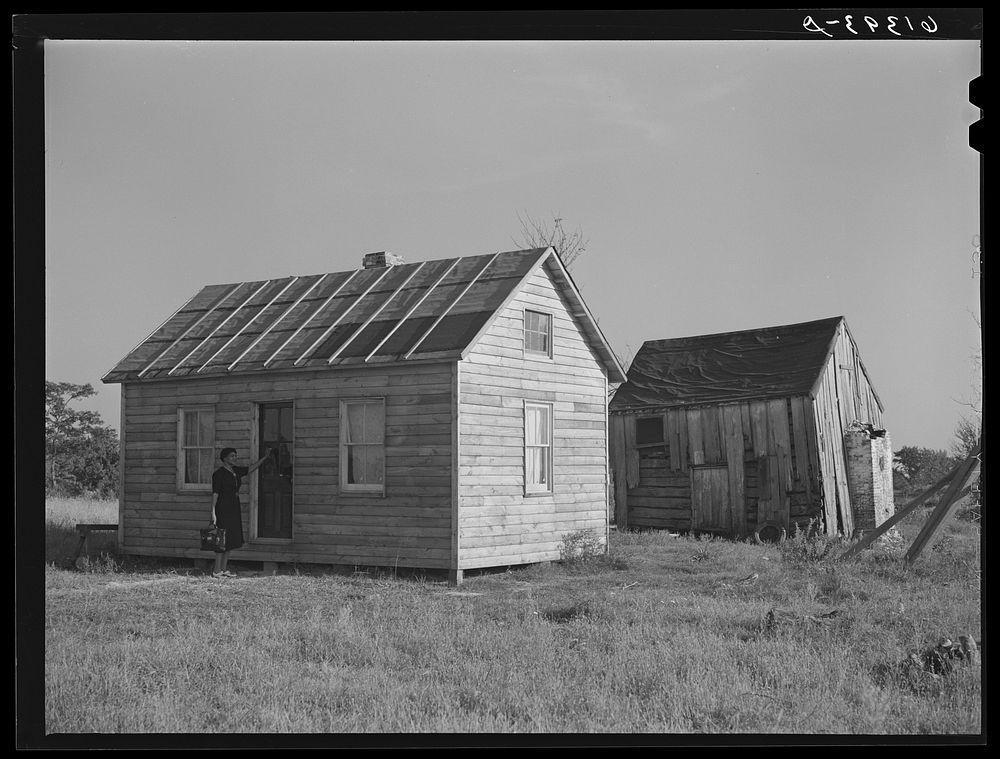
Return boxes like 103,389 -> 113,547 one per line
525,402 -> 553,493
635,416 -> 665,447
342,400 -> 385,491
524,310 -> 553,357
178,407 -> 215,489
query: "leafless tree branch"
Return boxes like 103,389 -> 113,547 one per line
513,210 -> 589,270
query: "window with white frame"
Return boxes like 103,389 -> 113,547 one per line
177,406 -> 215,490
341,399 -> 385,492
524,402 -> 553,494
524,309 -> 553,357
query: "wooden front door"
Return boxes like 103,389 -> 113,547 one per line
258,402 -> 293,539
691,466 -> 731,534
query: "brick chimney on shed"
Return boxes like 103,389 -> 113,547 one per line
844,422 -> 895,533
362,251 -> 405,269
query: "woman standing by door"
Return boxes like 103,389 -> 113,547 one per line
210,446 -> 271,578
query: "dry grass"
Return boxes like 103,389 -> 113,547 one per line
41,499 -> 982,739
45,497 -> 119,568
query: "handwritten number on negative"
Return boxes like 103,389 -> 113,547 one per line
803,14 -> 937,38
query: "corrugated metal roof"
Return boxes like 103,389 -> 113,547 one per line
610,316 -> 847,410
103,248 -> 627,384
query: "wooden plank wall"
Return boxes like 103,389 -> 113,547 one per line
609,396 -> 824,536
810,325 -> 885,536
120,363 -> 455,567
458,262 -> 609,569
832,326 -> 884,431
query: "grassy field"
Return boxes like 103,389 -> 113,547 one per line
42,497 -> 982,738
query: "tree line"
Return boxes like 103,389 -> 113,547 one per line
45,381 -> 119,499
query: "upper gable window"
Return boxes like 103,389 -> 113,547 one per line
524,310 -> 553,358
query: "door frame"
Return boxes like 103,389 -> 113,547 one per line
249,399 -> 296,543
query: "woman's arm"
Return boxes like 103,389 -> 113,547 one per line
247,447 -> 273,474
211,492 -> 219,524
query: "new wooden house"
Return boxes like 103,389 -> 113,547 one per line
608,317 -> 893,540
103,247 -> 626,582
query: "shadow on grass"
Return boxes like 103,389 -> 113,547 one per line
540,600 -> 591,624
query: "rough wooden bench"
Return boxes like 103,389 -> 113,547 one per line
73,523 -> 118,566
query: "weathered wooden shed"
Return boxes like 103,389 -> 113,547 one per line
103,247 -> 626,582
608,316 -> 893,539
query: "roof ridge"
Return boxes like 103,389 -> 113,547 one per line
641,315 -> 844,347
198,248 -> 548,290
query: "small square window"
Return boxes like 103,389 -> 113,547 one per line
524,310 -> 552,357
636,417 -> 665,446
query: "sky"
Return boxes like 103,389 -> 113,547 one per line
42,36 -> 981,451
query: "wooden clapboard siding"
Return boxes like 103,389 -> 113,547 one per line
119,363 -> 455,568
457,260 -> 608,568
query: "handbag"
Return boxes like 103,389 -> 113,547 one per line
200,523 -> 227,553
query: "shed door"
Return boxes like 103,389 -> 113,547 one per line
691,466 -> 731,534
258,402 -> 293,539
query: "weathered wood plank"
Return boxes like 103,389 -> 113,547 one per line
609,414 -> 628,527
740,403 -> 753,450
816,361 -> 853,535
749,401 -> 768,457
756,455 -> 783,528
813,373 -> 840,536
686,408 -> 705,466
676,409 -> 688,473
721,404 -> 747,537
623,416 -> 640,489
789,395 -> 813,504
664,410 -> 680,471
767,399 -> 793,493
628,504 -> 692,518
625,496 -> 692,510
700,406 -> 724,465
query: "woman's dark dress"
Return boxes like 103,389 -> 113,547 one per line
212,465 -> 248,551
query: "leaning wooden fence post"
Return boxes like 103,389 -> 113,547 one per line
903,445 -> 981,565
839,463 -> 961,562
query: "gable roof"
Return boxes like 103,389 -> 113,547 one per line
103,247 -> 626,384
610,316 -> 852,411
